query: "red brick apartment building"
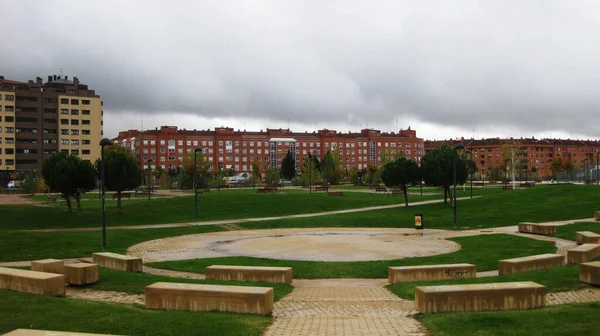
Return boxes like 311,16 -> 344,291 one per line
425,137 -> 600,179
113,126 -> 425,173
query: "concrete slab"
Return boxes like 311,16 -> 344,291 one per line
0,267 -> 65,296
498,254 -> 565,275
205,265 -> 292,284
388,264 -> 476,284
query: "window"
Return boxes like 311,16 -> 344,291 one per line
186,141 -> 191,146
61,139 -> 69,145
81,120 -> 90,125
150,140 -> 156,145
143,140 -> 148,145
82,150 -> 90,155
71,119 -> 79,125
61,109 -> 69,115
219,141 -> 224,146
250,142 -> 254,146
160,140 -> 165,145
71,130 -> 79,135
82,130 -> 90,135
82,140 -> 91,145
82,110 -> 90,115
71,99 -> 79,105
71,140 -> 79,145
60,129 -> 69,135
193,140 -> 198,146
82,100 -> 90,105
71,109 -> 79,115
71,150 -> 79,155
178,140 -> 183,145
5,127 -> 14,133
61,119 -> 69,125
4,106 -> 14,112
60,98 -> 69,104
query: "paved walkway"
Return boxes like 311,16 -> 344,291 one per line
27,197 -> 477,232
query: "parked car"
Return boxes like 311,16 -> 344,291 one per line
7,180 -> 21,188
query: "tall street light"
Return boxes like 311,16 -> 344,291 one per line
146,158 -> 154,201
218,162 -> 222,193
99,138 -> 112,252
453,143 -> 465,229
194,148 -> 202,218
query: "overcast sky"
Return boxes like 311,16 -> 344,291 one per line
2,0 -> 600,141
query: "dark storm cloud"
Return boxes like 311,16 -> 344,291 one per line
1,0 -> 600,137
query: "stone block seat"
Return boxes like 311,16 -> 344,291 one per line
594,211 -> 600,221
205,265 -> 293,284
388,264 -> 476,284
415,281 -> 547,314
0,267 -> 65,296
145,282 -> 274,315
498,254 -> 565,275
567,244 -> 600,264
3,329 -> 127,336
576,231 -> 600,245
64,263 -> 99,285
30,259 -> 64,274
92,252 -> 142,272
518,222 -> 557,236
579,261 -> 600,286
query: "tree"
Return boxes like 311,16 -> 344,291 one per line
379,149 -> 405,165
322,147 -> 344,185
420,144 -> 468,204
381,157 -> 420,207
549,157 -> 564,180
21,174 -> 38,196
43,152 -> 96,215
365,163 -> 379,184
251,161 -> 262,186
265,168 -> 280,186
300,157 -> 321,185
281,150 -> 296,180
180,151 -> 211,188
501,139 -> 524,189
348,166 -> 360,185
94,146 -> 142,214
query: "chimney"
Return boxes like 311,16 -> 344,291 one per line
36,77 -> 42,84
53,75 -> 57,80
65,76 -> 68,80
73,76 -> 79,85
48,76 -> 52,82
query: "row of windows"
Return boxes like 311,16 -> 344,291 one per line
0,159 -> 15,166
0,106 -> 15,112
0,137 -> 15,144
60,98 -> 92,105
137,139 -> 422,148
60,119 -> 91,125
59,139 -> 92,145
60,109 -> 92,115
0,94 -> 15,101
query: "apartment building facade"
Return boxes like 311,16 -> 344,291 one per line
0,75 -> 103,174
425,137 -> 600,179
113,126 -> 425,173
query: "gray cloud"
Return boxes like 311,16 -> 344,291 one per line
1,0 -> 600,138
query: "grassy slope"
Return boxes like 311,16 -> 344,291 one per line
0,189 -> 439,230
239,185 -> 600,231
0,290 -> 270,336
91,268 -> 293,301
148,234 -> 555,278
553,222 -> 600,241
418,302 -> 600,336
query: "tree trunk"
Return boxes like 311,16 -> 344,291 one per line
75,195 -> 82,216
117,191 -> 122,214
65,195 -> 72,212
443,187 -> 448,204
403,186 -> 409,207
447,185 -> 453,206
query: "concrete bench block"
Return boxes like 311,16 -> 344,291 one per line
576,231 -> 600,245
145,282 -> 274,315
205,265 -> 293,284
64,263 -> 99,285
579,261 -> 600,286
567,244 -> 600,264
388,263 -> 476,284
594,211 -> 600,221
498,254 -> 565,275
415,281 -> 547,314
518,222 -> 556,236
3,329 -> 127,336
31,259 -> 64,274
0,267 -> 65,296
92,252 -> 142,272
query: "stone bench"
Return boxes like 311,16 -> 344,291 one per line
498,254 -> 565,275
518,222 -> 557,236
31,259 -> 64,274
388,264 -> 476,284
0,267 -> 65,296
595,211 -> 600,221
576,231 -> 600,244
328,191 -> 344,196
92,252 -> 142,272
205,265 -> 293,284
579,261 -> 600,286
3,329 -> 127,336
64,263 -> 99,285
145,282 -> 274,315
567,244 -> 600,264
415,281 -> 547,314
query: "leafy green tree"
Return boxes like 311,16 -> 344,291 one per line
94,146 -> 142,213
381,158 -> 420,207
265,168 -> 280,187
300,157 -> 321,185
365,163 -> 379,184
180,151 -> 211,188
348,166 -> 360,185
251,161 -> 262,187
43,152 -> 96,215
420,144 -> 468,204
21,174 -> 38,196
281,150 -> 296,180
321,147 -> 345,185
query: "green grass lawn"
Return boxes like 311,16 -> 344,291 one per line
148,234 -> 555,278
0,189 -> 439,230
239,185 -> 600,231
418,302 -> 600,336
0,226 -> 224,262
553,222 -> 600,241
0,290 -> 270,336
388,262 -> 595,300
88,268 -> 292,301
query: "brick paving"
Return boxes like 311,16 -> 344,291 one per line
264,279 -> 426,336
142,265 -> 206,279
65,287 -> 144,305
547,287 -> 600,306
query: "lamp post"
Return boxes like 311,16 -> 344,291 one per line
146,158 -> 154,201
584,158 -> 588,183
453,143 -> 465,229
194,148 -> 202,218
218,162 -> 222,193
5,167 -> 10,194
597,153 -> 599,185
99,138 -> 112,252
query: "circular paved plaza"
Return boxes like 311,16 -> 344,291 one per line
128,228 -> 467,262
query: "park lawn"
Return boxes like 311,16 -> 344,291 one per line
0,290 -> 270,336
239,184 -> 600,231
0,189 -> 439,230
387,262 -> 594,300
90,268 -> 292,301
0,225 -> 224,262
552,222 -> 600,241
148,234 -> 555,278
418,302 -> 600,336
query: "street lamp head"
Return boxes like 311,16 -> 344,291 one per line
99,138 -> 112,147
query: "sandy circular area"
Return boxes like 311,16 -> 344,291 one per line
129,228 -> 463,262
